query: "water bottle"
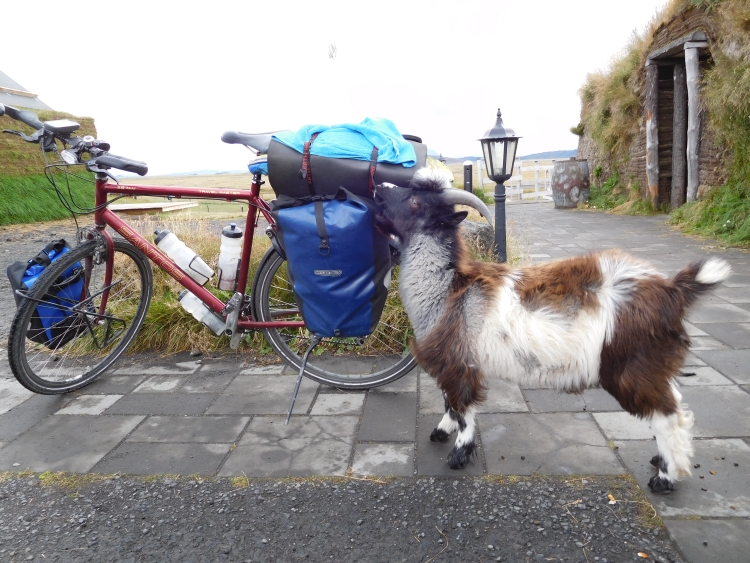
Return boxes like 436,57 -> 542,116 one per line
178,290 -> 225,336
217,223 -> 243,290
154,229 -> 214,286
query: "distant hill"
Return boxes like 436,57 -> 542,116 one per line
518,150 -> 577,160
444,149 -> 577,165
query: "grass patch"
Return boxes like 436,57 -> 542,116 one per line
37,471 -> 115,489
585,172 -> 628,211
0,172 -> 95,225
122,217 -> 273,354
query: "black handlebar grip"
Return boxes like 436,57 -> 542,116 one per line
3,105 -> 44,130
95,154 -> 148,176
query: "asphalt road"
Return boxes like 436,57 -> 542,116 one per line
0,474 -> 683,563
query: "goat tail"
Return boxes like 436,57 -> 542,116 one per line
672,257 -> 731,306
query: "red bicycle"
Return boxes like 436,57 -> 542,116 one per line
1,104 -> 416,394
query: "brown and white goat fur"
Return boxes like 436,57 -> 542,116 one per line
373,169 -> 731,494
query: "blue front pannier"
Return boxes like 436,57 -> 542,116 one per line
271,188 -> 391,338
6,239 -> 89,349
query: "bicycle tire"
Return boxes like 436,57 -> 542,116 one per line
8,238 -> 152,394
253,248 -> 418,389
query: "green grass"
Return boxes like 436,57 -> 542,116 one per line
586,172 -> 628,211
0,172 -> 95,225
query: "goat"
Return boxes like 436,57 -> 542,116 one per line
373,168 -> 731,494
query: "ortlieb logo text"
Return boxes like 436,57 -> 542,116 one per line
314,269 -> 342,277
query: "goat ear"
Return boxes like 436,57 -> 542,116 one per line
444,211 -> 469,227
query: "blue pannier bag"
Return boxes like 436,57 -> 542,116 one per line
271,188 -> 391,337
6,239 -> 89,349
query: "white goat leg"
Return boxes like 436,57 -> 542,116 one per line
448,406 -> 477,469
648,384 -> 695,493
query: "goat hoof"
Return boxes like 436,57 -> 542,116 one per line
648,474 -> 674,495
447,443 -> 475,470
650,455 -> 663,468
430,428 -> 449,443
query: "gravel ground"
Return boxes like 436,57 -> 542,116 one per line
0,474 -> 683,563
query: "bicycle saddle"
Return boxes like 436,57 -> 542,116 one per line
221,130 -> 289,155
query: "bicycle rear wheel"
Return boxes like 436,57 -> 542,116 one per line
253,248 -> 417,389
8,239 -> 152,394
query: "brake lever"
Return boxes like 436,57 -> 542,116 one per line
2,128 -> 44,143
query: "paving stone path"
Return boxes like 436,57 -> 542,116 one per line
1,202 -> 749,562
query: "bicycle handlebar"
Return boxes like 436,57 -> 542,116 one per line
0,103 -> 149,176
2,104 -> 45,130
94,153 -> 148,176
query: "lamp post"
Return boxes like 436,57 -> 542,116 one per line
479,109 -> 520,263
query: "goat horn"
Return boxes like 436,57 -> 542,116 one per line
441,188 -> 493,224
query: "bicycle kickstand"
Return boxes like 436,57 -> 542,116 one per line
285,335 -> 323,425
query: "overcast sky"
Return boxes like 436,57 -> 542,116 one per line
3,0 -> 668,175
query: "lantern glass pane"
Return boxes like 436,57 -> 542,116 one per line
505,139 -> 518,176
490,140 -> 505,177
481,142 -> 493,175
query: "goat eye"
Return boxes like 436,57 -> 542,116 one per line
409,198 -> 420,209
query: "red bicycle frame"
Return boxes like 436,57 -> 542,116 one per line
90,172 -> 304,330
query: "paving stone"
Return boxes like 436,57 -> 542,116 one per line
179,371 -> 236,393
665,519 -> 750,563
522,389 -> 584,412
0,394 -> 66,441
239,364 -> 285,375
309,393 -> 365,416
0,415 -> 144,472
714,286 -> 750,304
681,386 -> 750,437
197,361 -> 245,374
105,393 -> 217,416
205,375 -> 318,415
689,303 -> 750,324
126,416 -> 249,443
684,322 -> 709,337
351,443 -> 414,477
113,360 -> 202,376
94,442 -> 228,476
690,335 -> 731,351
55,395 -> 123,415
133,376 -> 185,393
682,352 -> 706,367
478,380 -> 528,413
592,412 -> 654,440
676,366 -> 734,386
0,378 -> 34,415
480,413 -> 623,475
419,375 -> 445,415
358,392 -> 416,442
615,438 -> 750,517
694,323 -> 750,350
416,415 -> 484,476
693,350 -> 750,383
77,375 -> 147,394
581,388 -> 623,411
371,370 -> 418,393
221,415 -> 358,477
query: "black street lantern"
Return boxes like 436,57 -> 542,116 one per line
479,108 -> 520,262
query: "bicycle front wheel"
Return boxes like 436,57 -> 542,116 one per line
253,248 -> 417,389
8,238 -> 152,394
